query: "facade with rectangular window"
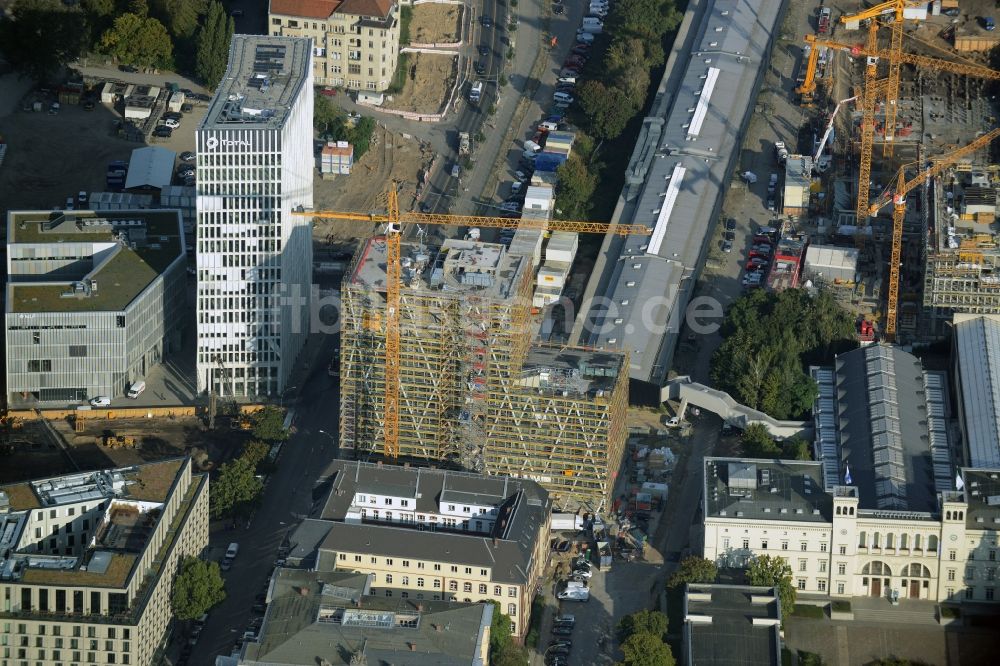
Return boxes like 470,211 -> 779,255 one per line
285,461 -> 550,640
268,0 -> 400,92
5,210 -> 186,405
195,36 -> 314,397
0,459 -> 209,665
702,458 -> 1000,608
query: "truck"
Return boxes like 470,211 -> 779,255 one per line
469,81 -> 483,105
458,132 -> 471,157
818,7 -> 831,35
774,141 -> 789,162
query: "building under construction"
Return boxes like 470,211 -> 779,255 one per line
339,234 -> 628,512
923,168 -> 1000,337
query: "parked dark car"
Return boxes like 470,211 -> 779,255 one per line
153,126 -> 172,138
119,64 -> 138,73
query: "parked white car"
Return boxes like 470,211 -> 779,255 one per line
89,396 -> 111,407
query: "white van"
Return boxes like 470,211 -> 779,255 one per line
553,91 -> 574,103
576,33 -> 594,44
557,77 -> 577,85
126,381 -> 146,399
582,16 -> 603,24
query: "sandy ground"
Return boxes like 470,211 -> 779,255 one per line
410,3 -> 463,43
383,53 -> 456,114
312,124 -> 435,246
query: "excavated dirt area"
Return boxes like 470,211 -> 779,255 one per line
410,3 -> 463,43
312,124 -> 435,244
383,53 -> 456,115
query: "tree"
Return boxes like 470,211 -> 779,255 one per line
781,438 -> 811,461
484,601 -> 525,666
740,423 -> 780,458
171,556 -> 226,620
242,440 -> 270,467
210,455 -> 263,519
555,155 -> 598,219
619,631 -> 675,666
152,0 -> 205,39
667,556 -> 718,589
251,406 -> 289,442
99,13 -> 173,68
746,554 -> 795,619
0,0 -> 88,81
576,80 -> 636,141
194,1 -> 233,89
315,95 -> 347,137
711,289 -> 855,420
616,609 -> 667,642
347,116 -> 376,159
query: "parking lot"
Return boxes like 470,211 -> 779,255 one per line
0,67 -> 207,213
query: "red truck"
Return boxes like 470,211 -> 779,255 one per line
818,7 -> 832,35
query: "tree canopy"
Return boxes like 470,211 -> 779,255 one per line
618,630 -> 676,666
746,554 -> 796,619
711,289 -> 856,419
194,0 -> 234,89
210,454 -> 263,519
555,155 -> 598,219
314,97 -> 377,160
251,406 -> 289,442
171,556 -> 226,620
0,0 -> 88,81
667,556 -> 718,589
616,609 -> 668,642
484,601 -> 524,666
99,12 -> 174,68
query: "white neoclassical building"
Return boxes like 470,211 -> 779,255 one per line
701,345 -> 1000,608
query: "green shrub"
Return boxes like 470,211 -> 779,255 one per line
831,600 -> 851,613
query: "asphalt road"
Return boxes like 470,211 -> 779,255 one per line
187,333 -> 340,665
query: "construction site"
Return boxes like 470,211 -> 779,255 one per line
315,184 -> 637,512
781,0 -> 1000,343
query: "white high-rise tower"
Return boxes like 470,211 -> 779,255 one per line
195,35 -> 314,397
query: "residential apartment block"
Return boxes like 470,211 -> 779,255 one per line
284,461 -> 550,639
0,459 -> 209,666
195,35 -> 314,398
269,0 -> 400,92
5,210 -> 185,405
239,570 -> 491,664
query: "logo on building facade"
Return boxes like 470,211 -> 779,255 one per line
205,137 -> 251,150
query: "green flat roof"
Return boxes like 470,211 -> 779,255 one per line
7,210 -> 183,314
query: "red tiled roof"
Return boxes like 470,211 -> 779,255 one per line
270,0 -> 341,19
338,0 -> 393,18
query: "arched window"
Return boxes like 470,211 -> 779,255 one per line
906,563 -> 930,578
928,535 -> 939,552
900,533 -> 909,549
873,532 -> 881,548
946,511 -> 952,520
886,533 -> 895,549
859,531 -> 867,548
914,534 -> 922,550
861,561 -> 892,576
836,506 -> 841,516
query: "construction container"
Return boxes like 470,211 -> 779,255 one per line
537,264 -> 569,288
535,149 -> 569,172
523,185 -> 554,211
546,231 -> 579,264
167,91 -> 186,112
545,130 -> 575,149
320,141 -> 353,176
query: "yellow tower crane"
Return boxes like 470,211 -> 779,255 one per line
866,127 -> 1000,340
294,193 -> 649,459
